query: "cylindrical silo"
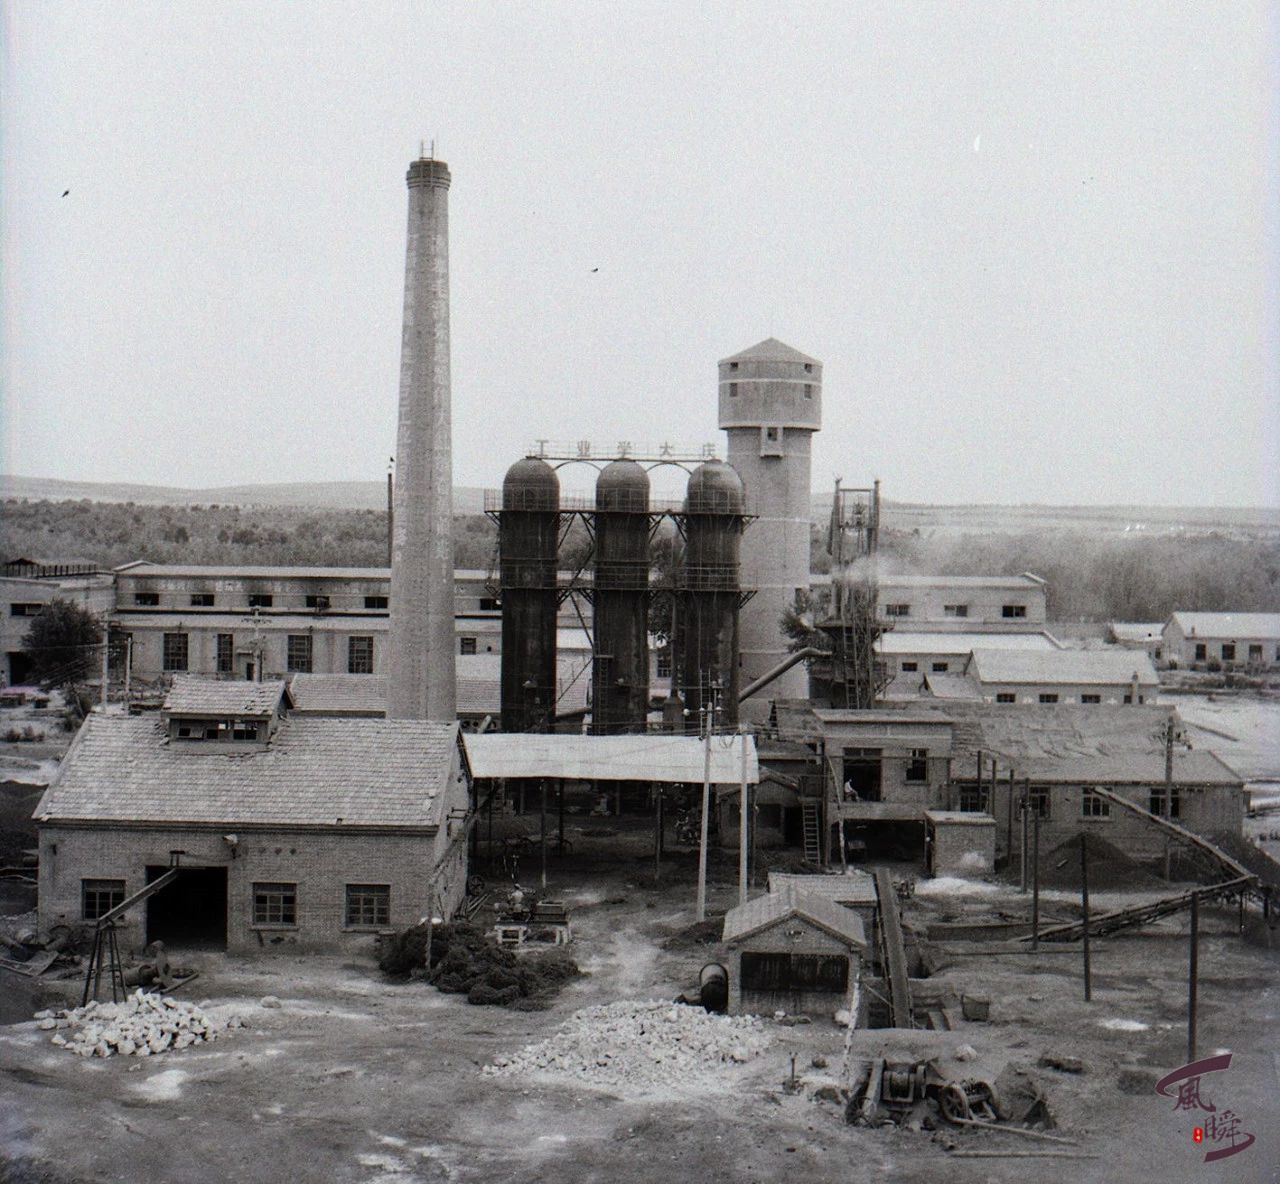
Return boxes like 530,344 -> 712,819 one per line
499,458 -> 560,733
677,460 -> 745,730
592,460 -> 651,734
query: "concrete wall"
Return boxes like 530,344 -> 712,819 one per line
1163,618 -> 1280,670
928,818 -> 996,875
877,580 -> 1047,626
976,681 -> 1156,706
38,823 -> 467,955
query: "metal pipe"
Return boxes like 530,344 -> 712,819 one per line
738,726 -> 749,906
738,647 -> 826,703
696,713 -> 712,921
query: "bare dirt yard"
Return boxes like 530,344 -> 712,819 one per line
3,840 -> 1279,1184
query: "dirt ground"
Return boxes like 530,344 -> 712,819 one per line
3,838 -> 1279,1184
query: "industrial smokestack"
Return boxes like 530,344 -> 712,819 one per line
388,155 -> 456,721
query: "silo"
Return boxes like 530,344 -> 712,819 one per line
677,461 -> 745,729
592,460 -> 651,733
499,458 -> 560,733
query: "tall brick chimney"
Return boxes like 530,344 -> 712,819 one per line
387,156 -> 456,721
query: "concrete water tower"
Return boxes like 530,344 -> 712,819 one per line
718,338 -> 821,718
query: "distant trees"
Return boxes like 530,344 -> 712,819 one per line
21,599 -> 103,713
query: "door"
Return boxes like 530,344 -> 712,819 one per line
145,866 -> 228,949
842,748 -> 883,802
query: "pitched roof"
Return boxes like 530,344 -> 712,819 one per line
1109,623 -> 1165,643
288,674 -> 386,716
966,648 -> 1159,686
877,573 -> 1045,589
1169,612 -> 1280,640
463,732 -> 758,785
719,338 -> 819,365
921,672 -> 984,700
878,631 -> 1060,655
722,886 -> 867,948
35,714 -> 462,828
766,871 -> 878,907
940,704 -> 1242,786
163,676 -> 292,717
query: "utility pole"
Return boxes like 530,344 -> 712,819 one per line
1019,780 -> 1030,892
695,703 -> 713,922
123,636 -> 132,709
1188,891 -> 1199,1062
1081,833 -> 1092,1002
100,619 -> 111,709
1031,804 -> 1040,950
1163,715 -> 1175,881
738,724 -> 750,907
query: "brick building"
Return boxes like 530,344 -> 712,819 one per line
34,677 -> 472,952
1163,612 -> 1280,671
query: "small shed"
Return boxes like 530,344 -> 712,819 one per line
721,887 -> 868,1018
924,810 -> 997,876
766,870 -> 879,950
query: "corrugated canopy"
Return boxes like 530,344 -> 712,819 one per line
464,732 -> 758,784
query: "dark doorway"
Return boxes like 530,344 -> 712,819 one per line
842,748 -> 882,802
146,866 -> 227,949
7,651 -> 33,685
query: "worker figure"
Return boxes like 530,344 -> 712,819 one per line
508,884 -> 526,917
843,779 -> 861,803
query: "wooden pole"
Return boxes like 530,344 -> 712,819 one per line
1006,764 -> 1015,868
1080,832 -> 1092,1002
1020,779 -> 1029,893
738,726 -> 749,907
557,780 -> 565,851
696,714 -> 712,922
1032,804 -> 1040,951
1188,891 -> 1199,1063
654,789 -> 663,884
540,780 -> 548,889
1164,718 -> 1174,880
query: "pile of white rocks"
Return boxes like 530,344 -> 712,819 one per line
35,990 -> 245,1058
485,1000 -> 770,1093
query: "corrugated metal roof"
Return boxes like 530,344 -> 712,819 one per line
967,648 -> 1159,686
1169,612 -> 1280,640
464,732 -> 758,785
722,886 -> 868,948
163,676 -> 291,717
878,631 -> 1060,654
767,872 -> 878,906
35,715 -> 462,828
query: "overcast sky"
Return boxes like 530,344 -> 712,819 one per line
3,1 -> 1277,506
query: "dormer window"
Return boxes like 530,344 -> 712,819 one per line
173,717 -> 263,742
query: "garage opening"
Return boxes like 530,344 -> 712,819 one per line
145,865 -> 227,949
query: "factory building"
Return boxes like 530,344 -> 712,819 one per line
1,561 -> 114,686
1162,612 -> 1280,671
719,339 -> 821,721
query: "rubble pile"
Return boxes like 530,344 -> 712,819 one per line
35,990 -> 244,1058
485,1000 -> 770,1092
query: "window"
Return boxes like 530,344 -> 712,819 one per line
943,604 -> 969,618
1082,789 -> 1111,819
1081,694 -> 1101,704
248,593 -> 273,608
82,879 -> 125,921
729,382 -> 739,397
656,650 -> 672,678
1039,693 -> 1059,704
162,632 -> 189,672
765,426 -> 780,441
134,592 -> 159,606
364,595 -> 388,610
175,718 -> 260,742
286,634 -> 313,673
1002,604 -> 1027,619
1221,643 -> 1235,661
190,593 -> 214,607
959,783 -> 988,812
900,661 -> 918,673
1248,644 -> 1263,663
459,637 -> 477,656
305,594 -> 330,611
803,383 -> 813,398
1149,787 -> 1181,819
729,361 -> 739,371
1123,694 -> 1133,704
345,884 -> 390,928
253,882 -> 297,926
348,635 -> 374,674
996,693 -> 1017,704
906,749 -> 928,782
931,662 -> 949,673
9,602 -> 44,616
1027,786 -> 1050,819
216,633 -> 234,674
1194,643 -> 1207,661
884,603 -> 911,618
803,363 -> 814,373
479,596 -> 501,611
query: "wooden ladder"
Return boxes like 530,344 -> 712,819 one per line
801,800 -> 822,864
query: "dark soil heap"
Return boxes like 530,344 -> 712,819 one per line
379,923 -> 582,1008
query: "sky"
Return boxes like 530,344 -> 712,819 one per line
2,1 -> 1277,507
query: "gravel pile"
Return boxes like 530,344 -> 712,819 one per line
485,1000 -> 770,1094
35,990 -> 244,1058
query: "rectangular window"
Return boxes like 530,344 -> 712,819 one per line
348,635 -> 374,674
931,662 -> 949,673
765,426 -> 780,441
286,634 -> 313,673
803,363 -> 813,373
958,783 -> 988,812
479,596 -> 501,611
900,661 -> 918,673
9,602 -> 44,616
1081,694 -> 1101,704
1221,643 -> 1235,661
1194,643 -> 1207,661
905,748 -> 928,782
884,603 -> 911,618
1148,787 -> 1181,819
134,592 -> 159,606
656,650 -> 672,678
216,633 -> 234,673
345,884 -> 390,928
803,383 -> 813,398
253,882 -> 297,926
305,594 -> 330,611
729,361 -> 739,371
996,692 -> 1016,703
162,632 -> 189,672
1028,786 -> 1050,819
1248,644 -> 1263,662
1002,604 -> 1027,619
1123,694 -> 1133,704
1039,693 -> 1059,704
729,382 -> 739,396
459,637 -> 477,656
364,595 -> 388,610
190,593 -> 214,607
943,604 -> 969,618
1082,789 -> 1111,819
247,593 -> 273,608
81,879 -> 125,921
